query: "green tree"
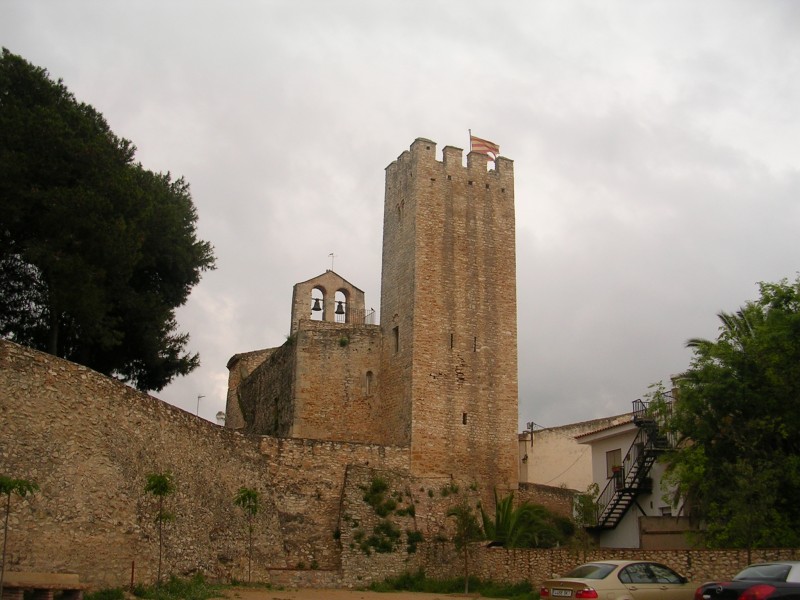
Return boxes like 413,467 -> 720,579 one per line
446,500 -> 483,595
144,472 -> 175,585
664,276 -> 800,550
0,48 -> 215,391
480,489 -> 572,548
0,476 -> 38,599
233,487 -> 260,583
571,483 -> 599,556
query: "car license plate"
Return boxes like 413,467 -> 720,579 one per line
552,590 -> 572,597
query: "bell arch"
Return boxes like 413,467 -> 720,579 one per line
290,270 -> 367,335
334,289 -> 348,323
310,286 -> 326,321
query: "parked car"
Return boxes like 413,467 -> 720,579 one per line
540,560 -> 695,599
695,562 -> 800,599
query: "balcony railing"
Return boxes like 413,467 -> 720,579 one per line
335,307 -> 376,325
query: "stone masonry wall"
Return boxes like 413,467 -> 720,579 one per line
377,144 -> 417,449
256,436 -> 409,572
0,340 -> 410,589
381,139 -> 518,499
225,348 -> 276,430
236,343 -> 295,436
338,469 -> 484,588
5,340 -> 800,591
422,543 -> 800,588
291,321 -> 383,443
289,270 -> 366,336
517,482 -> 576,519
1,340 -> 275,588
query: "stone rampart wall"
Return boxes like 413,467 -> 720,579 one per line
0,340 -> 410,589
225,348 -> 276,429
237,342 -> 295,436
337,469 -> 485,588
6,340 -> 800,592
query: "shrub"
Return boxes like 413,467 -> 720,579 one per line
131,575 -> 220,600
86,589 -> 125,600
406,529 -> 424,553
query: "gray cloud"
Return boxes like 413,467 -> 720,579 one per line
3,1 -> 798,427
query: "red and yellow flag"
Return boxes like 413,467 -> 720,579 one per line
469,135 -> 500,159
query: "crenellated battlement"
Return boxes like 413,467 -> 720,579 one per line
385,136 -> 513,192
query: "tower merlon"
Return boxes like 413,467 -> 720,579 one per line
442,146 -> 463,170
386,138 -> 513,188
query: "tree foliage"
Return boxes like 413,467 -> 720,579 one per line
664,277 -> 800,549
234,487 -> 260,583
480,490 -> 574,549
446,500 -> 483,595
144,472 -> 175,585
0,476 -> 38,599
0,49 -> 215,391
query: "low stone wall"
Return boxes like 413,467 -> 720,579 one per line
421,543 -> 800,586
517,482 -> 575,518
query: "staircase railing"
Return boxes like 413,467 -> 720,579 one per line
589,397 -> 675,530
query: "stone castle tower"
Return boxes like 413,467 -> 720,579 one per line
226,138 -> 518,492
376,138 -> 518,489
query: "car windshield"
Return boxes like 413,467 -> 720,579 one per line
735,564 -> 792,582
564,563 -> 617,580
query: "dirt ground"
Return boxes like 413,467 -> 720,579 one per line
221,587 -> 479,600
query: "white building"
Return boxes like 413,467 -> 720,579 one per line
576,399 -> 694,549
518,415 -> 630,491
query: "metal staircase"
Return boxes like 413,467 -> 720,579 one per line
587,398 -> 675,531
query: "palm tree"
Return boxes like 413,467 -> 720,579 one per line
480,489 -> 570,548
144,472 -> 175,586
233,487 -> 260,583
0,476 -> 38,600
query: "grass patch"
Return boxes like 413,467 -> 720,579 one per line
369,570 -> 537,600
86,589 -> 126,600
132,574 -> 223,600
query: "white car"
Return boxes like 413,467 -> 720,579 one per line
540,560 -> 696,599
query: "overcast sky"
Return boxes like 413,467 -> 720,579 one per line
3,2 -> 799,430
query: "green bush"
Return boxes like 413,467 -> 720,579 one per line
375,497 -> 396,517
406,529 -> 424,553
357,519 -> 401,554
131,574 -> 221,600
440,483 -> 459,497
396,503 -> 416,517
86,588 -> 125,600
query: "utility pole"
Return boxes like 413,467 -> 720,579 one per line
196,394 -> 205,416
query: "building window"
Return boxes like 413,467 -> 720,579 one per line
366,371 -> 374,395
393,326 -> 399,353
606,448 -> 622,479
462,412 -> 468,425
